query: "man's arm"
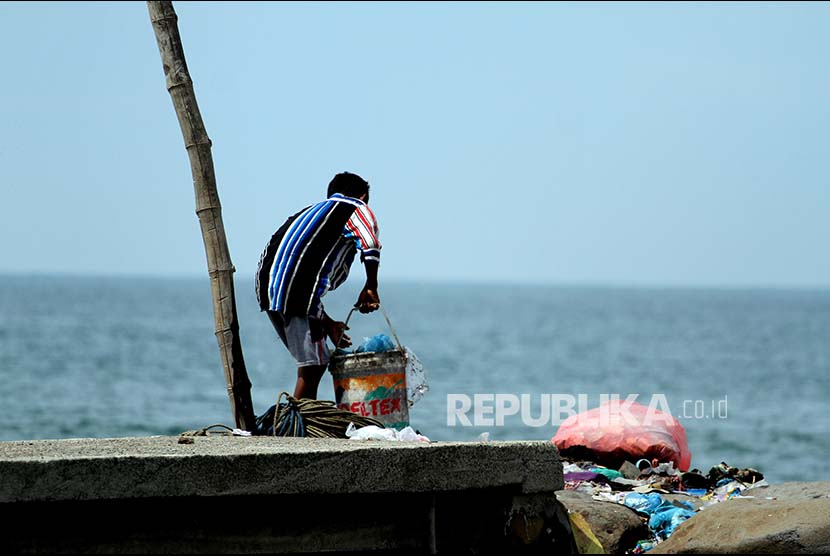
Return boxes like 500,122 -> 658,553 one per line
345,202 -> 381,314
356,259 -> 380,313
321,310 -> 351,348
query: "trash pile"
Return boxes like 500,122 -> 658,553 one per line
562,458 -> 767,553
553,399 -> 691,471
551,400 -> 768,552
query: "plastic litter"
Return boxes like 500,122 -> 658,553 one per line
642,462 -> 678,476
708,461 -> 764,485
623,492 -> 665,515
568,512 -> 605,554
354,333 -> 397,353
404,346 -> 429,407
346,424 -> 398,441
631,540 -> 656,554
648,500 -> 696,539
397,426 -> 429,442
562,455 -> 768,549
684,488 -> 708,497
636,458 -> 653,471
552,400 -> 692,471
624,492 -> 697,540
566,471 -> 606,483
681,470 -> 710,489
345,423 -> 430,442
592,490 -> 628,505
589,467 -> 623,481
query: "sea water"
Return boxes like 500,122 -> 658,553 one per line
1,274 -> 827,483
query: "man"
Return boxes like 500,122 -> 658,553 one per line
255,172 -> 381,400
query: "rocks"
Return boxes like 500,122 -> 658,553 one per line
556,490 -> 648,554
661,493 -> 705,511
756,482 -> 830,501
556,482 -> 830,554
618,460 -> 641,480
651,482 -> 830,554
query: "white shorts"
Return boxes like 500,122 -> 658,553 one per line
267,311 -> 330,367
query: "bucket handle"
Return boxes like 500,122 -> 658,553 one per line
340,304 -> 404,352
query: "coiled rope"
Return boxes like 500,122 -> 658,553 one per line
257,392 -> 384,438
178,394 -> 382,440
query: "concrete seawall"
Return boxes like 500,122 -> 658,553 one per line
0,436 -> 569,553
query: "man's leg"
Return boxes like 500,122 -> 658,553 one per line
294,364 -> 327,400
268,311 -> 330,400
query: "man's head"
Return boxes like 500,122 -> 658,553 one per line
328,172 -> 370,202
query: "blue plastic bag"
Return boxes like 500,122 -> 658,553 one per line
623,492 -> 664,515
354,333 -> 396,354
648,501 -> 696,539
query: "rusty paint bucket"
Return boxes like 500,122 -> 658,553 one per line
329,306 -> 409,430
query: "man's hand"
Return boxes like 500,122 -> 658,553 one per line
323,315 -> 351,348
356,286 -> 380,314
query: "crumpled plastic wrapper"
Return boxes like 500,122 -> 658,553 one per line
404,346 -> 429,407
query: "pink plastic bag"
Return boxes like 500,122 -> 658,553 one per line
551,400 -> 691,471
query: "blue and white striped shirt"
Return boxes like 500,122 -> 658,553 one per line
255,193 -> 381,317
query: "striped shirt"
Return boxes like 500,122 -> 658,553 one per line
255,193 -> 381,317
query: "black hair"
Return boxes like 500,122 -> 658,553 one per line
327,171 -> 370,202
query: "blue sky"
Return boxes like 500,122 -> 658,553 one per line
1,1 -> 828,287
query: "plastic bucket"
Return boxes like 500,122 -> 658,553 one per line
329,307 -> 409,430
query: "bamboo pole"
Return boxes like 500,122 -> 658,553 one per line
147,1 -> 256,431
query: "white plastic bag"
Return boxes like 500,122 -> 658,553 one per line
404,347 -> 429,407
345,423 -> 430,442
345,423 -> 398,441
397,426 -> 430,442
